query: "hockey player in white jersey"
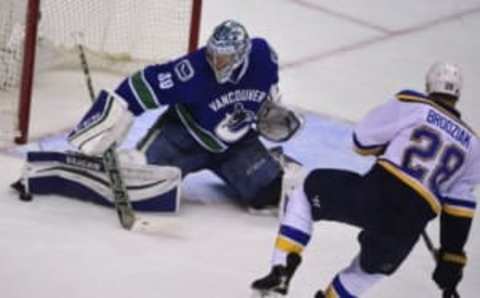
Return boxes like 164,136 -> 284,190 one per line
251,62 -> 480,297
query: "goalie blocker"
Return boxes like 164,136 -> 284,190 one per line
17,150 -> 182,212
68,89 -> 134,156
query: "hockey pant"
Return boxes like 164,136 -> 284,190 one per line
304,165 -> 435,270
274,164 -> 437,296
22,151 -> 182,212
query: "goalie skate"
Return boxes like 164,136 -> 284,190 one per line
11,179 -> 32,202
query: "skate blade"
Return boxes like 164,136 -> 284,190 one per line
250,289 -> 281,298
247,207 -> 279,217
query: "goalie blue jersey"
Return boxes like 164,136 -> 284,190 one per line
115,38 -> 279,152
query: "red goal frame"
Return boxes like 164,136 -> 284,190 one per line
15,0 -> 203,144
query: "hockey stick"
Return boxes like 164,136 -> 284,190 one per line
421,230 -> 438,259
421,231 -> 460,298
76,41 -> 136,230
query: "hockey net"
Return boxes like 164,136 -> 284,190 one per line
0,0 -> 202,145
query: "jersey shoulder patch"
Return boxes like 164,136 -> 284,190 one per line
174,59 -> 195,82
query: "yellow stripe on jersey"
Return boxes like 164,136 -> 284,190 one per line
325,285 -> 339,298
396,93 -> 476,136
353,144 -> 384,156
443,204 -> 475,218
275,236 -> 304,254
377,160 -> 442,214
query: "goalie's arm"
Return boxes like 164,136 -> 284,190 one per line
114,58 -> 197,116
68,89 -> 134,156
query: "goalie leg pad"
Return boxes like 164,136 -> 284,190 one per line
212,136 -> 282,205
138,109 -> 212,176
248,146 -> 307,214
248,176 -> 282,210
269,147 -> 307,218
24,151 -> 181,212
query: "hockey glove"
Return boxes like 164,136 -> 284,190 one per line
432,249 -> 466,291
68,89 -> 133,156
256,100 -> 303,142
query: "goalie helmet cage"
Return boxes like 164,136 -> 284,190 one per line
0,0 -> 202,145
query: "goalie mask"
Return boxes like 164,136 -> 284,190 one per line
426,62 -> 463,98
206,20 -> 252,84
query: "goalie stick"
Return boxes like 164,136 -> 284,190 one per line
421,231 -> 461,298
77,42 -> 136,230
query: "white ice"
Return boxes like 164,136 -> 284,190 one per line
1,1 -> 480,298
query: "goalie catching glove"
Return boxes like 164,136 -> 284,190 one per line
68,89 -> 133,156
255,99 -> 303,142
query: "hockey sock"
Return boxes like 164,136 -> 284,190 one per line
324,256 -> 385,297
272,187 -> 313,266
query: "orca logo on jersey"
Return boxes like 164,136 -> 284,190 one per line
174,59 -> 195,82
214,103 -> 255,143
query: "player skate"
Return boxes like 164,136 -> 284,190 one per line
251,253 -> 301,297
250,61 -> 479,298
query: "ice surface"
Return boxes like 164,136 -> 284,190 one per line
1,1 -> 480,297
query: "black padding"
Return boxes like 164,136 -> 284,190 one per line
249,175 -> 283,209
358,230 -> 418,275
303,169 -> 361,220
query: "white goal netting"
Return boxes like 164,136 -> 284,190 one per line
0,0 -> 199,144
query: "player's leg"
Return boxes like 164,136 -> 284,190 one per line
251,168 -> 363,296
11,151 -> 108,204
137,108 -> 212,175
271,168 -> 365,262
302,164 -> 434,230
314,164 -> 436,297
268,146 -> 306,218
315,230 -> 419,297
303,168 -> 365,223
12,150 -> 182,212
251,186 -> 310,296
211,135 -> 286,213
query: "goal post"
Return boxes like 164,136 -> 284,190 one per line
0,0 -> 203,145
17,0 -> 40,145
